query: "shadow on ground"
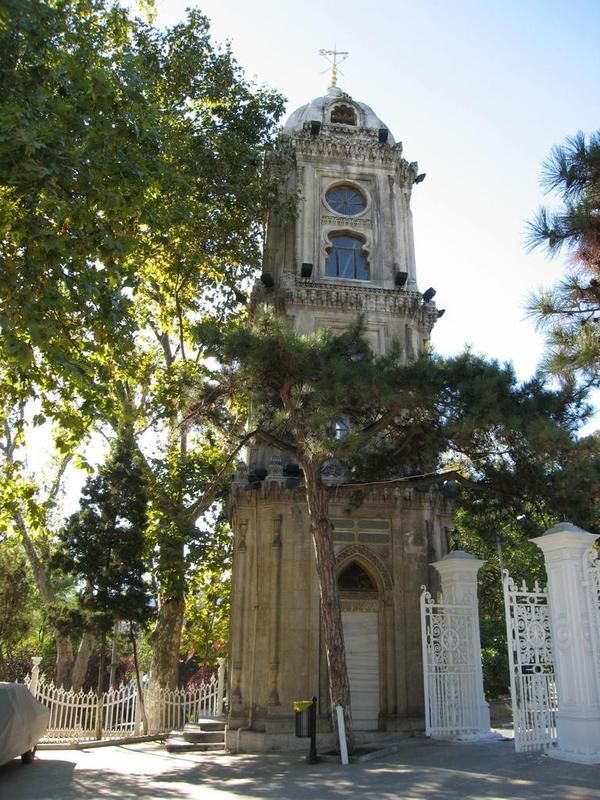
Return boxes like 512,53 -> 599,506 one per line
1,738 -> 599,800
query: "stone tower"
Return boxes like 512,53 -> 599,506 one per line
227,83 -> 454,751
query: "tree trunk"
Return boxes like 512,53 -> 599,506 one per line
95,633 -> 107,740
55,634 -> 75,688
302,457 -> 356,755
149,529 -> 187,689
14,511 -> 76,686
130,625 -> 148,735
109,621 -> 119,689
149,596 -> 185,689
71,630 -> 95,692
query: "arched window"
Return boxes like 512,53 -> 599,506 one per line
326,234 -> 369,280
338,562 -> 376,592
330,104 -> 357,125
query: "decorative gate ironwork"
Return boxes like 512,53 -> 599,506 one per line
584,546 -> 600,703
502,572 -> 557,752
420,588 -> 480,736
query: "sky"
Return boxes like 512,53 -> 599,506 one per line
145,0 -> 599,394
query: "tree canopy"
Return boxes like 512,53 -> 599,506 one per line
1,0 -> 285,688
0,0 -> 285,407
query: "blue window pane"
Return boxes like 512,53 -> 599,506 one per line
334,235 -> 362,250
338,249 -> 354,278
355,253 -> 369,280
325,234 -> 369,280
325,250 -> 337,277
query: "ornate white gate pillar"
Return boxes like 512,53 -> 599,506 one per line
533,522 -> 600,764
431,551 -> 490,733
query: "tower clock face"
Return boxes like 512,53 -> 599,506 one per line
325,185 -> 366,216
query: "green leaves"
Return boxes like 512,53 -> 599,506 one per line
53,424 -> 153,635
1,0 -> 284,418
1,0 -> 286,682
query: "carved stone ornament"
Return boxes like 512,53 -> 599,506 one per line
234,460 -> 248,484
284,280 -> 429,314
321,458 -> 349,485
330,103 -> 357,125
237,520 -> 248,551
335,543 -> 393,592
294,124 -> 407,168
265,453 -> 285,484
321,214 -> 372,230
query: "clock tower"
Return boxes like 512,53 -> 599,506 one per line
227,81 -> 453,751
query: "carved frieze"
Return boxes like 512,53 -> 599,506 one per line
277,281 -> 437,327
320,214 -> 372,230
291,124 -> 418,180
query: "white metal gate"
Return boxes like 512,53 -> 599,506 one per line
420,588 -> 480,736
502,572 -> 557,752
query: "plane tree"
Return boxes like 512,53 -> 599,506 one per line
1,0 -> 285,687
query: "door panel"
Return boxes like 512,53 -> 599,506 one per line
342,611 -> 379,730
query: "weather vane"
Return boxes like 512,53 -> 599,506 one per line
319,47 -> 349,87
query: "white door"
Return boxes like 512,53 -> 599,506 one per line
342,611 -> 379,730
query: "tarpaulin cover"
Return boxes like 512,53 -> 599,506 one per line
0,682 -> 49,765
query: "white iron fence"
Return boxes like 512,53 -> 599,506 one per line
502,572 -> 557,753
24,657 -> 226,743
145,673 -> 224,733
420,588 -> 481,737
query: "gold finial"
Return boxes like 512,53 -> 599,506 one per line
319,47 -> 349,87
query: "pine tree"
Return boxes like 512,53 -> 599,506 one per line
527,130 -> 600,382
55,425 -> 152,733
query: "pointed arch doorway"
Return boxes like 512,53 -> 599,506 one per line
339,561 -> 380,730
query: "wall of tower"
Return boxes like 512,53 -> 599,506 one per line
227,479 -> 454,749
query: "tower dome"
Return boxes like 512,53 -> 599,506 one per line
283,85 -> 396,144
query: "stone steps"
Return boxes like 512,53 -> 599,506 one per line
165,718 -> 226,753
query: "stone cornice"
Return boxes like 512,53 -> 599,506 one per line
290,124 -> 417,178
230,482 -> 454,512
252,279 -> 438,329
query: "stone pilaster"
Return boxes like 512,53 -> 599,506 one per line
533,522 -> 600,764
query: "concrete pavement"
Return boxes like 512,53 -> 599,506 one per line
0,736 -> 599,800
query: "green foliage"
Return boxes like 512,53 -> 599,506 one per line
206,312 -> 599,525
0,0 -> 285,683
0,538 -> 38,667
0,0 -> 285,410
526,130 -> 600,383
526,131 -> 600,259
53,426 -> 153,636
457,508 -> 547,698
209,311 -> 600,701
182,518 -> 232,664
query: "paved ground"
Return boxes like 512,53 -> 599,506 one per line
1,736 -> 599,800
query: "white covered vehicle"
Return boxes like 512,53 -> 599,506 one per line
0,682 -> 49,765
